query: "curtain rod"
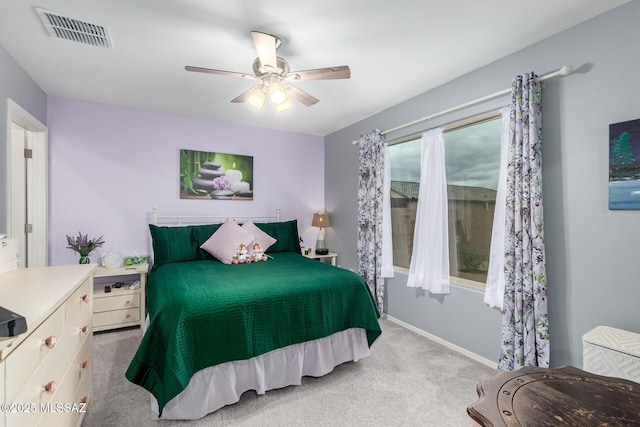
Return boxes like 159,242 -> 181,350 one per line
351,65 -> 572,145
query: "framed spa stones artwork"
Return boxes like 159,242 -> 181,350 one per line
180,149 -> 254,200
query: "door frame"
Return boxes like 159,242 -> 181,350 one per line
6,99 -> 48,267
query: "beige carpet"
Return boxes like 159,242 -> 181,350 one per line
82,318 -> 495,426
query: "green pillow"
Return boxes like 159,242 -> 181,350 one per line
149,223 -> 221,267
150,220 -> 300,265
254,220 -> 301,253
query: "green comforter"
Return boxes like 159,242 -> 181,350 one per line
125,252 -> 381,415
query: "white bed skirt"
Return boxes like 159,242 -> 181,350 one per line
148,327 -> 370,420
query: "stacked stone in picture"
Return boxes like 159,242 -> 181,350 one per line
190,161 -> 253,200
191,161 -> 227,198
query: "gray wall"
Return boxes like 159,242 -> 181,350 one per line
325,1 -> 640,367
0,44 -> 47,234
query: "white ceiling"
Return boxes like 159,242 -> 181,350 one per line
0,0 -> 629,136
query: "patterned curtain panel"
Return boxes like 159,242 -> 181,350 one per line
357,129 -> 385,311
498,73 -> 550,372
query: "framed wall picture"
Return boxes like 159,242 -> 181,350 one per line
609,118 -> 640,210
180,149 -> 253,200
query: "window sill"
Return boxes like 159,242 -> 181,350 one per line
390,266 -> 486,292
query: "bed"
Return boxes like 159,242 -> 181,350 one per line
125,211 -> 382,420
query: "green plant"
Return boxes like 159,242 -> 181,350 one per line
459,245 -> 484,272
180,150 -> 199,194
181,168 -> 198,194
66,232 -> 105,256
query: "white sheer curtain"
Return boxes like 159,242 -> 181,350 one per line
407,128 -> 450,294
484,106 -> 510,309
381,144 -> 394,278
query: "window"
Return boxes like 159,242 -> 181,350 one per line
389,115 -> 502,285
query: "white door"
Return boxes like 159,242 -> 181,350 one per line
10,122 -> 27,266
7,100 -> 47,267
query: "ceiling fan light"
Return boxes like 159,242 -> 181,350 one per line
269,81 -> 287,105
275,99 -> 291,113
247,87 -> 266,109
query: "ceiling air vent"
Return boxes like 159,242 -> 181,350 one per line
36,7 -> 113,49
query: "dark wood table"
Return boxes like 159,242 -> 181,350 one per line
468,365 -> 640,426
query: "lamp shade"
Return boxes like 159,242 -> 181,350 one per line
275,99 -> 291,112
312,211 -> 331,228
247,86 -> 266,109
269,81 -> 287,104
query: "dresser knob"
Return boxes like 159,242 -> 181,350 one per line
125,314 -> 131,319
81,325 -> 89,334
81,294 -> 90,303
43,380 -> 56,394
125,300 -> 131,306
79,395 -> 89,404
80,360 -> 89,370
43,335 -> 56,349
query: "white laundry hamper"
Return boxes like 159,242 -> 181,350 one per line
582,326 -> 640,383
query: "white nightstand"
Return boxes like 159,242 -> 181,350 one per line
303,251 -> 338,266
92,264 -> 148,332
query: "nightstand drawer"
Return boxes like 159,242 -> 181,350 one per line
91,264 -> 147,332
93,308 -> 140,328
94,293 -> 140,312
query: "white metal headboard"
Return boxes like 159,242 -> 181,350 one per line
150,207 -> 281,226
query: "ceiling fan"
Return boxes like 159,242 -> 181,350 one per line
185,31 -> 351,112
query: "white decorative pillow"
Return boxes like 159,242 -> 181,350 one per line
242,220 -> 277,256
200,218 -> 255,264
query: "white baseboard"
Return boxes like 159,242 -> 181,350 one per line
383,314 -> 498,370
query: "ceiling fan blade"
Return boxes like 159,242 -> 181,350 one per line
251,31 -> 278,70
285,65 -> 350,82
285,85 -> 319,106
230,86 -> 262,103
185,65 -> 256,79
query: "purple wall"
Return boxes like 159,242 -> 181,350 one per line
47,97 -> 324,265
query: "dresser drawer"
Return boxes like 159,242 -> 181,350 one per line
0,239 -> 18,274
65,333 -> 91,399
5,401 -> 42,427
8,330 -> 81,412
74,363 -> 92,426
5,306 -> 65,402
93,308 -> 140,328
0,239 -> 18,263
38,359 -> 92,427
0,359 -> 5,427
94,293 -> 140,312
9,331 -> 90,427
65,278 -> 91,330
41,341 -> 88,427
66,284 -> 92,343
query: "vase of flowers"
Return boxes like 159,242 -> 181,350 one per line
66,232 -> 105,264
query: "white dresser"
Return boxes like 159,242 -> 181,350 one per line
0,239 -> 18,274
0,264 -> 96,427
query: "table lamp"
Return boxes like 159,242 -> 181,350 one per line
312,211 -> 331,255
